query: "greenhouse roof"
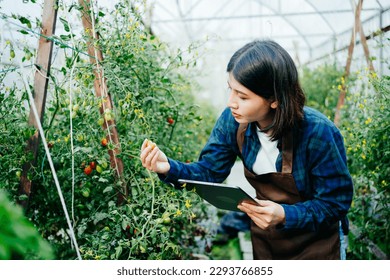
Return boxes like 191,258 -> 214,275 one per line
146,0 -> 390,108
149,0 -> 390,65
1,0 -> 389,110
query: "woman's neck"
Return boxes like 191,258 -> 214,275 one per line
256,120 -> 275,134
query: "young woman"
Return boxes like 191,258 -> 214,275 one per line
140,40 -> 353,259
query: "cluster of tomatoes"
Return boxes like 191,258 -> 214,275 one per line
82,160 -> 109,176
83,161 -> 96,176
82,138 -> 108,176
124,224 -> 138,239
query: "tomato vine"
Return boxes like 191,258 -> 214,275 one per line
1,0 -> 217,260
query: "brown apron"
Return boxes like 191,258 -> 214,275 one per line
237,123 -> 340,260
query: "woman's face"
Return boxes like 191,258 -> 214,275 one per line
227,73 -> 277,128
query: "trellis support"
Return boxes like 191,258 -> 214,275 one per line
334,0 -> 376,126
78,0 -> 127,203
18,0 -> 58,208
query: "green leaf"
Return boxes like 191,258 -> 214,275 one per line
121,219 -> 128,231
59,17 -> 70,32
18,16 -> 32,29
93,212 -> 108,225
115,245 -> 122,259
98,177 -> 109,183
59,34 -> 71,41
161,77 -> 170,83
18,194 -> 28,201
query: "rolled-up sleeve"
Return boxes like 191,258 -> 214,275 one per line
160,108 -> 240,185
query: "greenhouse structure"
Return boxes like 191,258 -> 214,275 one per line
0,0 -> 389,267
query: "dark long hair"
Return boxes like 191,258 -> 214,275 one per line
227,40 -> 305,141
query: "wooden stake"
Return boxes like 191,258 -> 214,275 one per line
78,0 -> 127,203
334,0 -> 362,126
356,13 -> 376,73
19,0 -> 58,208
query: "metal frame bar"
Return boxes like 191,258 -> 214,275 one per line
151,8 -> 380,23
252,0 -> 313,59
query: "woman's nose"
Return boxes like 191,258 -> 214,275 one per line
227,92 -> 238,109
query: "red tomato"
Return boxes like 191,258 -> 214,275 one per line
90,161 -> 96,169
166,117 -> 174,125
101,138 -> 108,147
84,165 -> 92,175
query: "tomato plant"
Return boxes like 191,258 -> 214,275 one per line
0,0 -> 217,260
301,61 -> 390,259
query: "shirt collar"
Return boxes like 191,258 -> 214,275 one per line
246,122 -> 283,150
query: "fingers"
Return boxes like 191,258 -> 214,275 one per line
141,138 -> 156,152
140,139 -> 156,159
140,139 -> 167,173
141,138 -> 149,150
238,200 -> 286,230
238,203 -> 268,229
238,200 -> 268,214
147,146 -> 160,170
141,147 -> 159,171
253,199 -> 272,207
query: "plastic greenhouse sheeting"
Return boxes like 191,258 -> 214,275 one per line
150,0 -> 389,64
1,0 -> 389,110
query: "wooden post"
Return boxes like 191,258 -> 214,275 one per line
334,0 -> 377,126
334,0 -> 362,126
356,12 -> 375,73
78,0 -> 127,203
19,0 -> 58,208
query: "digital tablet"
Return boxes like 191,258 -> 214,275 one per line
178,179 -> 258,212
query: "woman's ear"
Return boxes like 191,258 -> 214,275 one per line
271,100 -> 278,109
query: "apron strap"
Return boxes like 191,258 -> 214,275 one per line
236,123 -> 294,174
282,130 -> 293,173
236,123 -> 248,154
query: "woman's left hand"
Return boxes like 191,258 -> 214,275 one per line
237,199 -> 286,230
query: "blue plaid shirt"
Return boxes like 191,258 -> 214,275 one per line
163,107 -> 353,232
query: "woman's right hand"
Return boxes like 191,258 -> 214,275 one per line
140,139 -> 170,175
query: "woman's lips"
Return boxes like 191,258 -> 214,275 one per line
231,112 -> 241,118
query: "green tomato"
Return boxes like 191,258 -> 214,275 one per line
76,203 -> 85,209
162,212 -> 170,219
101,160 -> 108,169
76,134 -> 84,142
82,188 -> 90,198
96,165 -> 103,173
104,109 -> 113,121
97,118 -> 104,126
